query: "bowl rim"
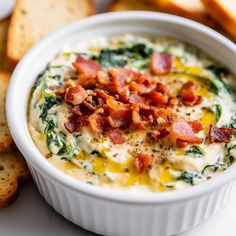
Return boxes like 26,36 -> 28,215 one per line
6,11 -> 236,204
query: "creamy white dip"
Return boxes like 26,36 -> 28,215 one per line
29,35 -> 236,193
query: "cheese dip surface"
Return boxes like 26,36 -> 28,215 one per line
29,35 -> 236,193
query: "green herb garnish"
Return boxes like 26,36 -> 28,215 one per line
177,171 -> 201,185
186,145 -> 205,158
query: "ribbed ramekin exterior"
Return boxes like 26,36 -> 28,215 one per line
28,165 -> 236,236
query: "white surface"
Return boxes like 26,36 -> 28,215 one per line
0,180 -> 236,236
0,0 -> 15,20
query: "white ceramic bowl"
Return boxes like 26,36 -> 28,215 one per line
6,12 -> 236,236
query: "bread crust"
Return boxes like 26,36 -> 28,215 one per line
201,0 -> 236,39
0,150 -> 30,208
150,0 -> 217,27
0,72 -> 14,152
110,0 -> 157,12
7,0 -> 95,64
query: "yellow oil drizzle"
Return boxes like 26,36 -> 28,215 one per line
88,47 -> 101,53
159,168 -> 174,183
175,149 -> 186,156
174,58 -> 212,99
200,111 -> 215,132
40,134 -> 45,141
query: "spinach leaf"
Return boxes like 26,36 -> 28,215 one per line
58,139 -> 80,162
206,64 -> 232,93
39,96 -> 61,122
228,113 -> 236,129
177,171 -> 201,185
207,104 -> 222,123
186,145 -> 205,158
201,160 -> 226,174
32,72 -> 44,91
92,43 -> 153,70
44,119 -> 58,152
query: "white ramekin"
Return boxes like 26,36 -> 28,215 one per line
6,12 -> 236,236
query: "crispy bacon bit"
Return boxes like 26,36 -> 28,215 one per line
64,55 -> 208,147
147,128 -> 169,141
154,82 -> 168,93
176,139 -> 189,147
95,89 -> 111,100
149,91 -> 168,105
109,129 -> 126,144
150,53 -> 172,75
64,115 -> 88,133
73,55 -> 101,76
188,120 -> 203,133
64,85 -> 88,105
170,120 -> 203,144
209,125 -> 234,143
128,94 -> 144,104
88,108 -> 106,133
180,81 -> 202,106
109,68 -> 127,95
107,98 -> 132,128
167,97 -> 177,107
73,56 -> 102,88
134,154 -> 153,173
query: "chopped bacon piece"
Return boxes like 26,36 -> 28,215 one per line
129,82 -> 151,94
109,129 -> 126,144
97,71 -> 111,84
73,55 -> 101,76
134,153 -> 153,173
154,82 -> 168,93
88,108 -> 106,134
176,139 -> 189,147
188,120 -> 203,133
72,56 -> 102,88
149,91 -> 168,105
109,68 -> 127,95
209,125 -> 234,143
106,97 -> 132,128
167,97 -> 177,107
147,128 -> 169,141
64,85 -> 88,105
131,104 -> 156,129
97,71 -> 117,93
170,120 -> 203,144
95,89 -> 111,100
83,101 -> 97,111
150,53 -> 172,75
154,108 -> 176,124
127,94 -> 144,104
64,115 -> 88,133
180,81 -> 202,106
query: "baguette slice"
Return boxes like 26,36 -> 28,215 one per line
0,150 -> 30,208
0,72 -> 13,151
150,0 -> 216,27
111,0 -> 158,11
0,20 -> 14,72
201,0 -> 236,40
7,0 -> 94,64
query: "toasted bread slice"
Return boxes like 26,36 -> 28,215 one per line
0,72 -> 14,151
150,0 -> 216,27
0,19 -> 14,72
201,0 -> 236,40
0,150 -> 30,208
7,0 -> 94,64
111,0 -> 158,11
